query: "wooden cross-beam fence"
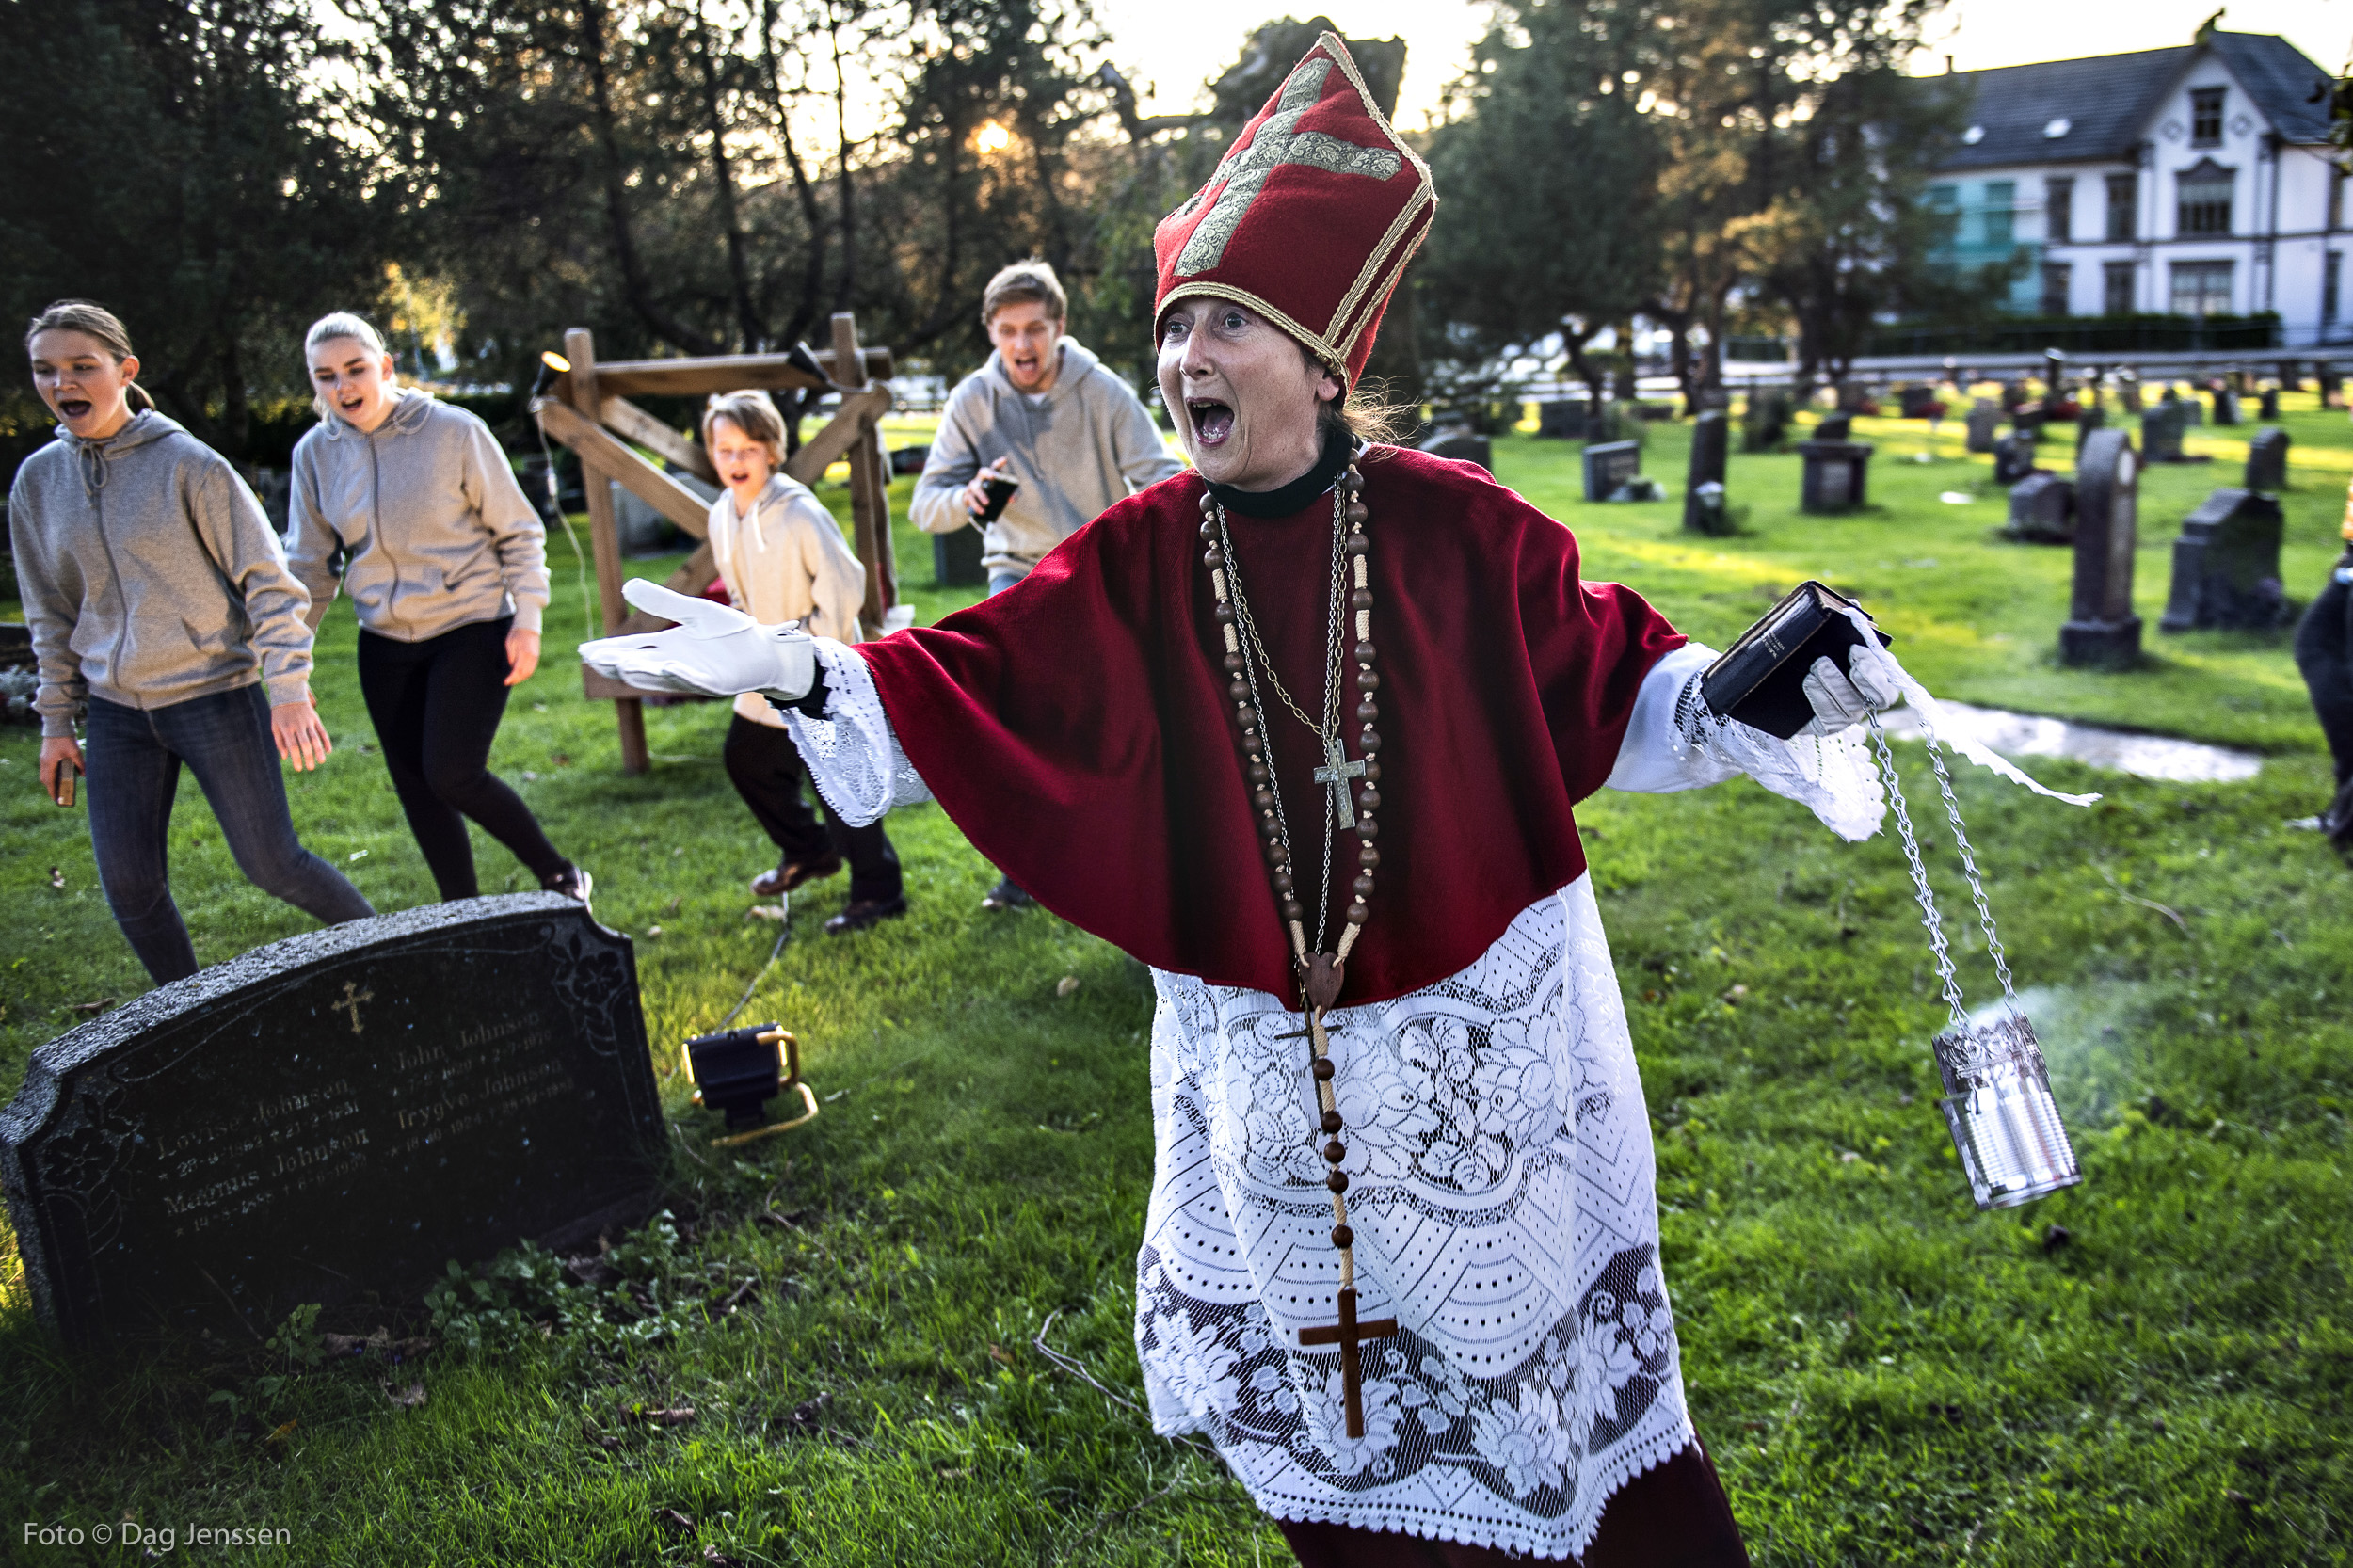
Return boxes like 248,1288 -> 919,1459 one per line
533,313 -> 899,775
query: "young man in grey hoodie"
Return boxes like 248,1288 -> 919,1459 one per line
13,302 -> 373,985
911,260 -> 1184,908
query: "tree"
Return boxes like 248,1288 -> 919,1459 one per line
0,0 -> 393,460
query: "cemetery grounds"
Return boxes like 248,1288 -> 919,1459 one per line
0,403 -> 2347,1565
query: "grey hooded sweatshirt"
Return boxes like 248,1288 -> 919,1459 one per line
8,410 -> 313,739
911,337 -> 1183,577
285,390 -> 549,640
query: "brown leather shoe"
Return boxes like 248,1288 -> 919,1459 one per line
824,895 -> 908,935
750,855 -> 843,898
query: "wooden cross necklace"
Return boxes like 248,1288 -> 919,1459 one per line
1201,453 -> 1394,1436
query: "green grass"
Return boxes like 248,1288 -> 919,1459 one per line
2,420 -> 2349,1565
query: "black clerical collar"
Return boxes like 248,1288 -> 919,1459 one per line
1201,425 -> 1355,519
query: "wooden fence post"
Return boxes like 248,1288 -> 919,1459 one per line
564,327 -> 648,776
830,312 -> 897,632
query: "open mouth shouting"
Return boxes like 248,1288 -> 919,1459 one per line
1188,399 -> 1236,447
56,397 -> 93,422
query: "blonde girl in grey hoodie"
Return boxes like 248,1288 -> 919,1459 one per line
286,313 -> 588,907
11,300 -> 374,984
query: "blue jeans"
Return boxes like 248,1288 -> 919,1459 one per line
84,684 -> 376,984
988,568 -> 1031,598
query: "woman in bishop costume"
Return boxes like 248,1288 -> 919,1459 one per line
585,34 -> 1908,1565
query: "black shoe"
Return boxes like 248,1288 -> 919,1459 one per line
543,863 -> 594,907
824,895 -> 908,935
752,855 -> 842,898
981,875 -> 1033,911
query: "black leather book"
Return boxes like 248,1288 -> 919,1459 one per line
1698,581 -> 1892,740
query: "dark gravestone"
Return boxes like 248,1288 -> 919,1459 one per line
933,525 -> 986,587
1419,428 -> 1494,472
1682,411 -> 1729,534
2212,388 -> 2240,426
2159,489 -> 2290,632
2245,428 -> 2289,493
2060,428 -> 2143,668
1537,400 -> 1590,440
1582,440 -> 1642,502
2323,372 -> 2345,410
2075,407 -> 2105,452
2183,394 -> 2204,426
2140,406 -> 2188,463
1798,441 -> 1872,513
1993,432 -> 2041,487
2012,409 -> 2046,444
1742,388 -> 1793,452
888,444 -> 931,476
2119,377 -> 2144,414
2005,472 -> 2075,543
1964,399 -> 2002,454
2259,387 -> 2281,422
1815,411 -> 1853,443
2002,379 -> 2029,411
1897,384 -> 1941,420
0,896 -> 663,1344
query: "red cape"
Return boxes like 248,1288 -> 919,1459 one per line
857,447 -> 1684,1007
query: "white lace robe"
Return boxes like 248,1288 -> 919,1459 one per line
786,640 -> 1885,1559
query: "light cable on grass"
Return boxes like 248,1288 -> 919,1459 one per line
717,923 -> 791,1031
1032,1311 -> 1220,1462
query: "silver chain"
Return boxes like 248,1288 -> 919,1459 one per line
1216,485 -> 1350,954
1863,708 -> 2017,1030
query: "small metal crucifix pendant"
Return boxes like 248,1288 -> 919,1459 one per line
1313,738 -> 1367,830
1298,1287 -> 1398,1438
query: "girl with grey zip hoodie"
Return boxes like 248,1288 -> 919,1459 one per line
10,300 -> 374,985
285,312 -> 588,907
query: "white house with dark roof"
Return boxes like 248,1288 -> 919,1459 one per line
1926,29 -> 2345,345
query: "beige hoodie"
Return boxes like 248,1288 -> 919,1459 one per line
707,472 -> 865,728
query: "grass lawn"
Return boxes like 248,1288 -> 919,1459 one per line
2,408 -> 2348,1565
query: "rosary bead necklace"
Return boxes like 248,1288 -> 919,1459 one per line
1200,449 -> 1394,1436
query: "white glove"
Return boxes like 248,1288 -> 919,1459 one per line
1800,643 -> 1901,736
577,580 -> 817,702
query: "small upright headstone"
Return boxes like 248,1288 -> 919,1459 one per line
2259,386 -> 2281,422
2212,388 -> 2240,426
2139,406 -> 2187,463
1897,385 -> 1941,420
1581,440 -> 1642,502
2182,393 -> 2204,426
1742,388 -> 1792,452
2005,472 -> 2076,543
1537,400 -> 1589,440
2002,379 -> 2029,411
1683,410 -> 1729,534
2323,372 -> 2345,410
1815,411 -> 1853,442
2119,376 -> 2144,414
2013,408 -> 2046,444
1418,428 -> 1494,472
1993,432 -> 2041,487
2060,428 -> 2143,668
2075,407 -> 2106,452
934,526 -> 986,587
2159,489 -> 2289,632
1964,399 -> 2002,454
1798,441 -> 1873,513
2245,428 -> 2289,493
0,896 -> 664,1343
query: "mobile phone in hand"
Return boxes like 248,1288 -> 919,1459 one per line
975,472 -> 1021,524
53,759 -> 77,808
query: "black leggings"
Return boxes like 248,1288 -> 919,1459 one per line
358,616 -> 567,900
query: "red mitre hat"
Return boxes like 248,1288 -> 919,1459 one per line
1153,33 -> 1434,388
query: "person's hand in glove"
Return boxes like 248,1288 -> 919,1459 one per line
1800,636 -> 1903,736
579,579 -> 817,702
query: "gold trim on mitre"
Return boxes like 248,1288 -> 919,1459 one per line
1158,281 -> 1349,379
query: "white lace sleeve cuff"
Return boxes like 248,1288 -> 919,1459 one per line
1605,642 -> 1887,842
783,640 -> 934,825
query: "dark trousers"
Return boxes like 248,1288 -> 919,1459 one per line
723,713 -> 901,903
357,616 -> 567,901
1275,1443 -> 1748,1567
84,685 -> 375,985
2296,572 -> 2353,803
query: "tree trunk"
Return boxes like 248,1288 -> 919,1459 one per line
582,0 -> 719,355
696,5 -> 763,352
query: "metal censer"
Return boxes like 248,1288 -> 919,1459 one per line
1864,712 -> 2082,1209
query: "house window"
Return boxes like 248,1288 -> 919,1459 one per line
2045,177 -> 2074,243
2190,87 -> 2225,147
2177,160 -> 2233,234
2328,251 -> 2344,327
1984,181 -> 2015,247
2170,260 -> 2234,317
2105,173 -> 2137,241
2041,263 -> 2073,316
2104,261 -> 2137,315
